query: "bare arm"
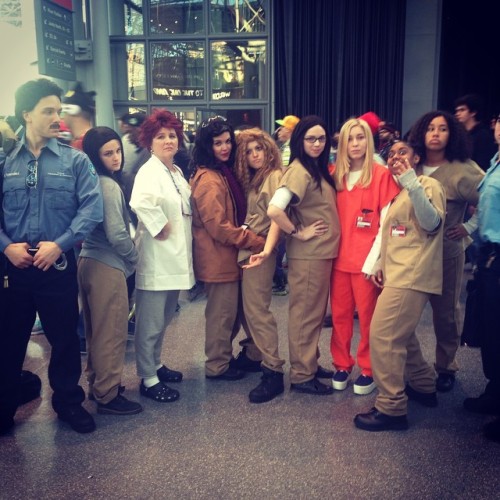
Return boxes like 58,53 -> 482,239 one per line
243,221 -> 281,269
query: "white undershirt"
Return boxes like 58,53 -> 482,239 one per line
270,186 -> 294,210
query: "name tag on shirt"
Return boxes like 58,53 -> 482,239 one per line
356,210 -> 373,229
391,225 -> 407,237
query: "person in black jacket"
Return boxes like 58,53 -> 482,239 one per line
455,94 -> 496,172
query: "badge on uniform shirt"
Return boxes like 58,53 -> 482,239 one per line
88,163 -> 97,176
391,224 -> 407,237
356,209 -> 373,229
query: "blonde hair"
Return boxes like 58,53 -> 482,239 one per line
334,118 -> 375,190
234,128 -> 282,195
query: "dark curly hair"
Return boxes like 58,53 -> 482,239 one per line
408,110 -> 471,164
139,109 -> 184,150
290,115 -> 335,190
15,78 -> 62,125
190,116 -> 236,174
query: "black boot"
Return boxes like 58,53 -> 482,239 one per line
249,366 -> 284,403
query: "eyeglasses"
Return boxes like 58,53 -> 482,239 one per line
201,116 -> 227,128
26,160 -> 38,189
304,135 -> 327,144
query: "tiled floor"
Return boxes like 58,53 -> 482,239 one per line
1,273 -> 499,499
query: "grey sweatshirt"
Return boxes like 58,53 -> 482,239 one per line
80,175 -> 137,277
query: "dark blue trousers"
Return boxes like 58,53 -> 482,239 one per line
477,243 -> 500,399
0,251 -> 84,424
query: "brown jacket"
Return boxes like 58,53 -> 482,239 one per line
190,167 -> 265,283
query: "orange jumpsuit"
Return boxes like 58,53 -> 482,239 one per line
330,164 -> 399,375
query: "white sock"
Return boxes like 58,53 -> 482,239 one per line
143,376 -> 160,388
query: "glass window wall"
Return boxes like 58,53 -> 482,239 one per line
110,42 -> 147,101
109,0 -> 144,35
109,0 -> 270,129
210,0 -> 265,33
151,42 -> 205,101
149,0 -> 204,35
211,40 -> 266,100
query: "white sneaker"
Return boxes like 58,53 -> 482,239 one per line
331,370 -> 350,391
353,374 -> 376,395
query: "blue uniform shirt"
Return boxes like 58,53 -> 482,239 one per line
0,136 -> 103,252
477,152 -> 500,244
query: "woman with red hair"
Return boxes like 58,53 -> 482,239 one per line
130,109 -> 195,403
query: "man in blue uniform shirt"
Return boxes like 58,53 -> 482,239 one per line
463,113 -> 500,443
0,78 -> 103,435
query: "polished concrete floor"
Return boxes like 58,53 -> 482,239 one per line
1,270 -> 499,500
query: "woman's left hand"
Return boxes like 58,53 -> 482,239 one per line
242,251 -> 269,269
392,157 -> 412,176
370,270 -> 384,289
297,220 -> 329,241
446,224 -> 468,240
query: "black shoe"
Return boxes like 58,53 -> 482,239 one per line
97,394 -> 143,415
140,381 -> 180,403
89,385 -> 125,401
464,394 -> 500,415
290,377 -> 333,395
483,418 -> 500,443
272,285 -> 288,296
354,407 -> 408,432
249,367 -> 284,403
323,314 -> 333,328
206,367 -> 246,381
405,384 -> 438,407
436,373 -> 455,392
229,347 -> 262,373
316,365 -> 334,379
0,418 -> 15,436
57,405 -> 96,433
17,370 -> 42,405
188,281 -> 205,302
157,365 -> 183,383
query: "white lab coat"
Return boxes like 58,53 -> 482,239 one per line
130,154 -> 195,291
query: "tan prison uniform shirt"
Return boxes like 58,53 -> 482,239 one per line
279,159 -> 340,260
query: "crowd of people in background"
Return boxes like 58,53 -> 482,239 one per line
0,78 -> 499,445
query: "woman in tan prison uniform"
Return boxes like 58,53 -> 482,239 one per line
408,111 -> 484,393
355,140 -> 446,432
268,115 -> 340,395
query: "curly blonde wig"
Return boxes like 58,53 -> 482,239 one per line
234,128 -> 282,195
